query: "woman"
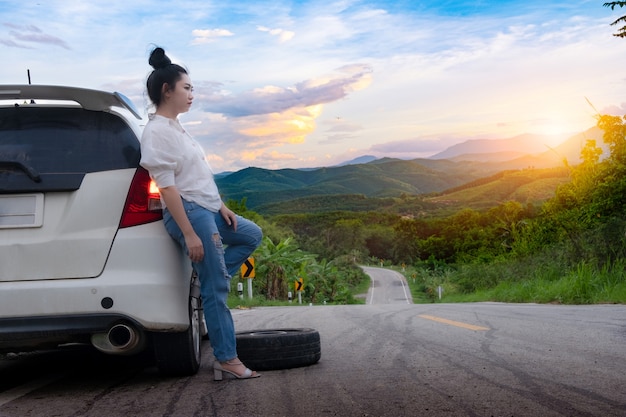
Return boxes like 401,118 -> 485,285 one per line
140,47 -> 262,380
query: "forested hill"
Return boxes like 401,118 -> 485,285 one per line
215,127 -> 605,215
216,157 -> 570,215
216,158 -> 480,209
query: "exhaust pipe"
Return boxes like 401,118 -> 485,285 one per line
91,323 -> 144,355
108,324 -> 138,349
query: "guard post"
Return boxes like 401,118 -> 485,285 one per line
240,257 -> 255,299
295,277 -> 304,304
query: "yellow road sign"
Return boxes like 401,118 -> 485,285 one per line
295,277 -> 304,292
241,257 -> 255,278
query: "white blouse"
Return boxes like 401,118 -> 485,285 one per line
140,114 -> 222,212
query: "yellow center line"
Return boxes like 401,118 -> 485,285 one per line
418,314 -> 490,331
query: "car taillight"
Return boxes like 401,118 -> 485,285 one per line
119,167 -> 163,228
148,180 -> 162,211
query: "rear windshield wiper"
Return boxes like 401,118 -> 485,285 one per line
0,160 -> 42,183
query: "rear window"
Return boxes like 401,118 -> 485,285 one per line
0,106 -> 141,193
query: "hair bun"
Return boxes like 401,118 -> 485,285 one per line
149,47 -> 172,70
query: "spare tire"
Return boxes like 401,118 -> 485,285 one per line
236,328 -> 321,371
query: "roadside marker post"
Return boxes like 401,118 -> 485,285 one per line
237,282 -> 244,299
295,278 -> 304,304
240,257 -> 255,299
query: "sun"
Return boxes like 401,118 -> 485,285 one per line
543,122 -> 570,136
535,113 -> 581,144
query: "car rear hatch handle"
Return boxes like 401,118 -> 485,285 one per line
0,160 -> 42,182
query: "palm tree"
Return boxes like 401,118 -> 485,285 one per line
605,2 -> 626,37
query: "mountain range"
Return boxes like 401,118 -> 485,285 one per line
216,127 -> 605,214
429,128 -> 605,163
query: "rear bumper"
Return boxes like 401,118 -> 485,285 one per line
0,222 -> 193,352
0,313 -> 142,351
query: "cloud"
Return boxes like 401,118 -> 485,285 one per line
197,64 -> 373,117
0,38 -> 31,49
327,119 -> 363,133
370,137 -> 465,155
315,118 -> 363,145
240,149 -> 298,165
179,105 -> 317,172
601,103 -> 626,116
0,0 -> 618,173
182,63 -> 373,171
191,28 -> 234,45
236,105 -> 323,143
257,25 -> 295,43
1,23 -> 70,49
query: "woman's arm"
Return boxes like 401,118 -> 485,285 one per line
160,186 -> 204,263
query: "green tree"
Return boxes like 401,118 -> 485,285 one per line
331,218 -> 366,255
605,2 -> 626,38
226,198 -> 293,244
254,237 -> 316,300
597,115 -> 626,161
364,224 -> 396,261
305,258 -> 336,303
486,201 -> 526,252
392,219 -> 423,263
588,115 -> 626,219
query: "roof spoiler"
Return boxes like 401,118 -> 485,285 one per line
0,85 -> 143,120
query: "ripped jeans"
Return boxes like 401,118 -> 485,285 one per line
163,199 -> 263,362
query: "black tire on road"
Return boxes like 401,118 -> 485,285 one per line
236,328 -> 321,371
152,293 -> 202,377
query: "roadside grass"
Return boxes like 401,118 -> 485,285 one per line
351,273 -> 372,303
222,255 -> 626,307
227,294 -> 293,309
399,258 -> 626,305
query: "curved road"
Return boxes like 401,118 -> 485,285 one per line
362,266 -> 412,305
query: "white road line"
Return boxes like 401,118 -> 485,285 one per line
398,273 -> 411,304
391,271 -> 411,304
0,373 -> 64,407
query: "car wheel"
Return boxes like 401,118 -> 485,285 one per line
152,293 -> 202,376
236,328 -> 321,371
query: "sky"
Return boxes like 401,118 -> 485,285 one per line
2,0 -> 626,172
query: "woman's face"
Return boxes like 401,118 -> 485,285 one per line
166,73 -> 193,114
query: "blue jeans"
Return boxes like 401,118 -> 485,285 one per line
163,199 -> 262,362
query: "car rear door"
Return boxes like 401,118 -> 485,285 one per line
0,105 -> 141,282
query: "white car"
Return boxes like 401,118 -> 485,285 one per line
0,84 -> 203,376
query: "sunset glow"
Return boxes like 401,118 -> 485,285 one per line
1,0 -> 625,172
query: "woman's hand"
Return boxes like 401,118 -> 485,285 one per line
159,185 -> 205,262
219,203 -> 238,231
184,232 -> 204,263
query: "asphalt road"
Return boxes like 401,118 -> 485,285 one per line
1,269 -> 625,417
362,266 -> 412,305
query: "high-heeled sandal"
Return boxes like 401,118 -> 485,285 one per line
213,359 -> 260,380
